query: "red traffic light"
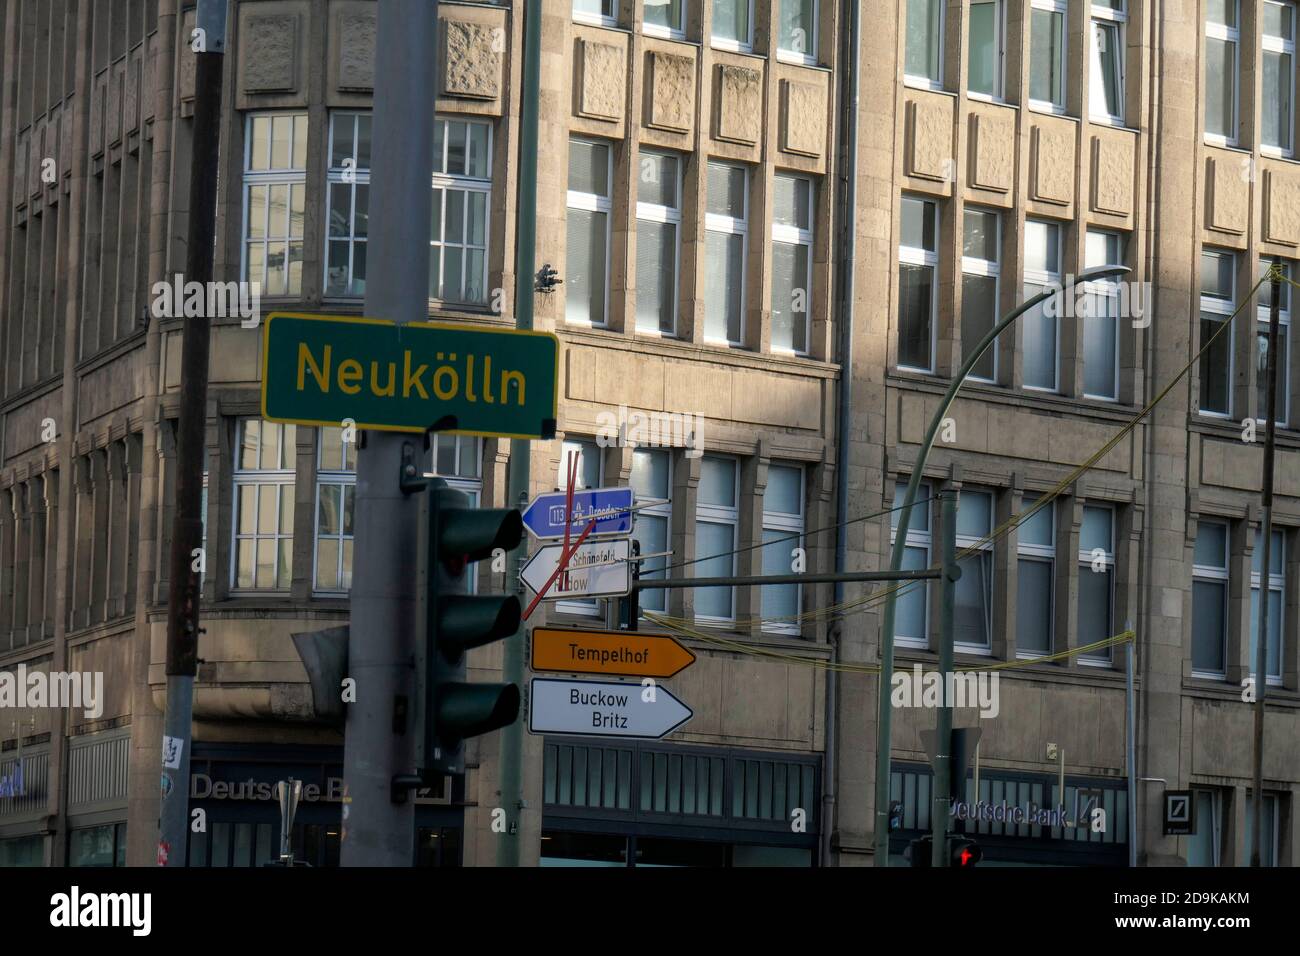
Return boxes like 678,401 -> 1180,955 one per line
951,839 -> 982,867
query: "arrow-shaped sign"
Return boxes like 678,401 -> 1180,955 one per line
531,626 -> 697,678
522,487 -> 634,540
521,538 -> 632,599
528,677 -> 693,739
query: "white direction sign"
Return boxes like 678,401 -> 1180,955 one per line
520,538 -> 632,600
528,678 -> 693,739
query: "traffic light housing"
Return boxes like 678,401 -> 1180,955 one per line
906,836 -> 932,867
421,478 -> 524,778
951,838 -> 982,868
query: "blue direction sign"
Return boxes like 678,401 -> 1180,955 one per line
521,486 -> 635,540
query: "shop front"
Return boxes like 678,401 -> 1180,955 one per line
0,740 -> 48,866
187,743 -> 464,866
541,737 -> 821,866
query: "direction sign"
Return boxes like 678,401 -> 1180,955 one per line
522,487 -> 635,540
528,678 -> 692,739
520,538 -> 631,599
261,312 -> 559,440
531,626 -> 696,678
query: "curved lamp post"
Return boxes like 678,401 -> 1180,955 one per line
873,264 -> 1131,866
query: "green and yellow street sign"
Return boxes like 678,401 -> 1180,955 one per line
261,312 -> 559,439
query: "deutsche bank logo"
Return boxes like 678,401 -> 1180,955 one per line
1163,790 -> 1193,835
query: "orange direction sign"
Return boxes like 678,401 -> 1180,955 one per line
531,627 -> 696,679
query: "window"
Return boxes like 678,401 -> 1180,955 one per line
1192,519 -> 1229,677
705,162 -> 749,345
558,441 -> 604,616
575,0 -> 615,26
1030,0 -> 1067,111
904,0 -> 944,86
636,151 -> 682,336
1090,1 -> 1127,123
1016,494 -> 1055,656
695,456 -> 739,623
430,117 -> 492,306
1205,0 -> 1240,144
1250,527 -> 1285,684
762,464 -> 804,635
1200,249 -> 1235,417
243,113 -> 307,297
778,0 -> 818,63
1023,219 -> 1062,391
1187,788 -> 1225,865
1083,230 -> 1124,400
1245,792 -> 1282,866
314,427 -> 356,594
1263,2 -> 1296,154
325,112 -> 371,297
1077,505 -> 1115,664
644,0 -> 684,38
772,173 -> 814,354
898,196 -> 938,372
232,420 -> 296,591
712,0 -> 754,52
567,138 -> 613,327
631,449 -> 672,615
1257,259 -> 1291,425
968,1 -> 1004,99
892,480 -> 932,647
955,489 -> 994,651
962,208 -> 1000,382
431,434 -> 483,592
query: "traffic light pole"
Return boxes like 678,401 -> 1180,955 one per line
158,0 -> 225,867
340,0 -> 436,866
496,0 -> 543,868
930,486 -> 957,866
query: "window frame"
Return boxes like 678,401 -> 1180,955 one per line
1023,218 -> 1063,393
1016,493 -> 1056,659
1077,503 -> 1116,666
1200,248 -> 1237,419
761,463 -> 806,636
704,161 -> 750,347
954,489 -> 995,653
635,150 -> 684,338
967,0 -> 1007,102
230,419 -> 297,594
898,195 -> 940,374
1262,1 -> 1297,156
694,455 -> 741,625
429,116 -> 493,309
631,448 -> 673,617
1188,787 -> 1225,866
566,137 -> 615,329
313,426 -> 357,596
904,0 -> 946,89
241,112 -> 308,299
891,480 -> 933,649
324,111 -> 371,299
574,0 -> 617,28
1082,229 -> 1124,402
1256,259 -> 1291,427
961,207 -> 1001,384
1204,0 -> 1241,147
711,0 -> 756,54
1250,526 -> 1286,686
1089,1 -> 1128,126
1029,0 -> 1069,114
1191,518 -> 1230,679
771,171 -> 815,356
776,0 -> 819,66
643,0 -> 685,40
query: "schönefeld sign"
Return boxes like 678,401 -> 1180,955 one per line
261,312 -> 559,439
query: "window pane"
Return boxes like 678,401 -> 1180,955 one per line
636,219 -> 677,334
569,140 -> 609,196
707,164 -> 746,218
1264,2 -> 1292,37
954,551 -> 992,646
1256,323 -> 1289,422
1022,289 -> 1058,389
1194,522 -> 1228,567
1252,529 -> 1284,575
318,485 -> 341,536
1249,588 -> 1284,678
249,116 -> 269,170
645,0 -> 683,32
905,0 -> 942,81
317,538 -> 340,591
1085,230 -> 1122,267
1092,21 -> 1122,118
1263,51 -> 1293,151
901,197 -> 935,251
1202,252 -> 1233,298
1188,791 -> 1218,865
1030,9 -> 1064,105
897,546 -> 929,640
705,231 -> 744,342
1024,220 -> 1059,273
1083,311 -> 1118,398
893,480 -> 930,532
778,0 -> 816,56
963,210 -> 998,260
761,529 -> 799,620
700,457 -> 737,507
772,241 -> 809,353
957,491 -> 992,538
271,115 -> 292,169
1200,316 -> 1232,414
1192,579 -> 1227,673
968,1 -> 999,96
961,273 -> 997,380
1081,507 -> 1112,553
695,521 -> 735,617
899,263 -> 934,369
565,208 -> 608,324
632,449 -> 670,500
774,174 -> 810,229
765,466 -> 802,515
1016,558 -> 1052,654
1205,37 -> 1235,139
713,0 -> 749,44
638,152 -> 679,207
1019,495 -> 1053,546
634,513 -> 668,612
1077,565 -> 1113,648
1207,0 -> 1236,27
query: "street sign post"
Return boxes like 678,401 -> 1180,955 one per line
531,626 -> 696,678
528,677 -> 692,739
261,312 -> 559,439
521,538 -> 632,600
522,487 -> 634,539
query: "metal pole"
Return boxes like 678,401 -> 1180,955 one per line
496,0 -> 542,868
872,265 -> 1128,864
340,0 -> 436,866
1251,263 -> 1282,866
158,0 -> 226,867
930,487 -> 957,866
1126,624 -> 1137,867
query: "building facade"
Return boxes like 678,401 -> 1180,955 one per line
0,0 -> 1296,867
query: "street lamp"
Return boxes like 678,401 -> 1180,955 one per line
873,265 -> 1131,865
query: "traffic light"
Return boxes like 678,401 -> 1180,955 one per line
421,478 -> 524,777
906,836 -> 931,867
951,838 -> 983,868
